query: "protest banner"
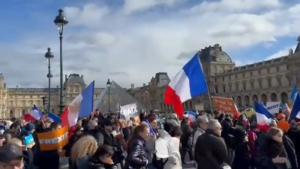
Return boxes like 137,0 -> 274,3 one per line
37,127 -> 68,151
266,102 -> 280,114
24,134 -> 35,148
120,103 -> 140,123
211,96 -> 239,115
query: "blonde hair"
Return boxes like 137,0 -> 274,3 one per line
70,135 -> 98,163
9,138 -> 22,146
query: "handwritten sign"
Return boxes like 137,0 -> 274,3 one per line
24,134 -> 35,148
120,103 -> 138,120
37,127 -> 68,151
211,96 -> 239,114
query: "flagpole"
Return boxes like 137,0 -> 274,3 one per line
118,100 -> 121,119
197,54 -> 214,114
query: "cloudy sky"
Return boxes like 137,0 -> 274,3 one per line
1,0 -> 300,88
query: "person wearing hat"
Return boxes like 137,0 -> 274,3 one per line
0,143 -> 24,169
98,118 -> 114,147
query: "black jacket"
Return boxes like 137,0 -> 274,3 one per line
194,129 -> 230,169
98,128 -> 114,146
86,157 -> 118,169
283,134 -> 298,169
125,135 -> 148,169
88,129 -> 104,146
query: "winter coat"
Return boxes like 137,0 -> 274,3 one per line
194,129 -> 230,169
125,135 -> 148,169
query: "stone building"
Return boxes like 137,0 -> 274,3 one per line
129,37 -> 300,111
0,74 -> 103,119
200,38 -> 300,110
127,72 -> 195,112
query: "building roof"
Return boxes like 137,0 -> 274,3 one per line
7,87 -> 104,93
66,74 -> 86,85
199,44 -> 233,63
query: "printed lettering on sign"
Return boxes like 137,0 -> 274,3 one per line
24,134 -> 35,149
37,127 -> 69,151
266,102 -> 280,115
211,96 -> 239,115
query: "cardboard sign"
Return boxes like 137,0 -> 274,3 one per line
37,127 -> 68,151
211,96 -> 239,114
24,134 -> 35,148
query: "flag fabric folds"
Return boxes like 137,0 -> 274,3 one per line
165,53 -> 208,119
291,93 -> 300,119
61,81 -> 95,127
184,111 -> 197,122
24,105 -> 43,122
291,85 -> 298,101
254,101 -> 272,132
47,112 -> 62,123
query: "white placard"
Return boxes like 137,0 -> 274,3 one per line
266,102 -> 280,114
120,103 -> 138,120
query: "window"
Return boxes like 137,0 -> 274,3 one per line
223,85 -> 226,93
243,82 -> 246,91
258,79 -> 262,88
276,66 -> 279,71
250,80 -> 254,89
258,70 -> 261,74
229,84 -> 232,91
235,83 -> 239,91
267,78 -> 272,87
215,86 -> 219,94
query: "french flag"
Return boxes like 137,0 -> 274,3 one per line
291,85 -> 298,101
184,111 -> 197,122
61,81 -> 95,127
24,105 -> 43,122
254,101 -> 273,132
165,53 -> 208,119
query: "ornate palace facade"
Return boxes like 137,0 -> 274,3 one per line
0,74 -> 103,119
129,37 -> 300,111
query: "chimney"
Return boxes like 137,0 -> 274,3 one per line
57,86 -> 59,88
131,84 -> 134,89
65,74 -> 67,81
81,75 -> 83,78
143,83 -> 146,87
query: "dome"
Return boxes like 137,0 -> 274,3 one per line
66,74 -> 85,85
199,44 -> 233,63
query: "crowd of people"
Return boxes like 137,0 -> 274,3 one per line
0,109 -> 298,169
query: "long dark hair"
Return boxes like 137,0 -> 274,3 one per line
126,124 -> 149,151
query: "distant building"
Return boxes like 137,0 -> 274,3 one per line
127,72 -> 194,112
0,74 -> 103,119
129,37 -> 300,111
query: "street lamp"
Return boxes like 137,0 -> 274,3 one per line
45,48 -> 54,113
54,9 -> 68,115
106,79 -> 112,112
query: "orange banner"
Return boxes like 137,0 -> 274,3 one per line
37,127 -> 68,151
211,96 -> 239,114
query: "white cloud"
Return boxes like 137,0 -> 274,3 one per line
123,0 -> 181,14
266,45 -> 297,60
4,0 -> 300,88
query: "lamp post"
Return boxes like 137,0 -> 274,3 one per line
45,48 -> 54,113
54,9 -> 68,115
106,79 -> 112,112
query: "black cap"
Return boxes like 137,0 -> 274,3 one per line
0,143 -> 23,163
102,118 -> 113,126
